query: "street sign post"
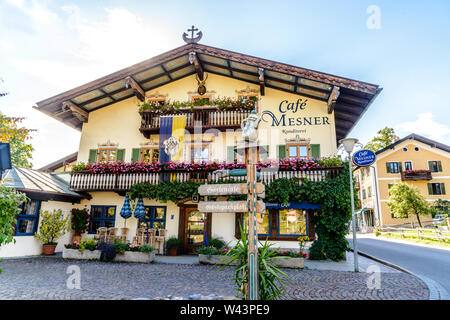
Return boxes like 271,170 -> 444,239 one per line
198,200 -> 265,213
198,183 -> 265,196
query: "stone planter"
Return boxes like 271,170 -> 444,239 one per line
114,251 -> 155,263
63,248 -> 101,260
62,248 -> 155,263
198,254 -> 304,268
198,254 -> 237,265
272,257 -> 304,269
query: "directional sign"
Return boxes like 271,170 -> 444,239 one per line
198,200 -> 266,213
352,149 -> 376,167
198,183 -> 265,196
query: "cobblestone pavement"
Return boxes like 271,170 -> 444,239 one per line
0,257 -> 429,300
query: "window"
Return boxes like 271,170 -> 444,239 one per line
98,148 -> 117,163
414,147 -> 419,151
368,186 -> 372,198
362,189 -> 366,200
361,170 -> 365,180
403,147 -> 408,152
15,200 -> 40,236
366,167 -> 370,176
287,143 -> 309,159
428,161 -> 442,173
88,206 -> 116,234
243,211 -> 270,236
386,162 -> 401,173
141,147 -> 159,163
278,209 -> 307,236
404,161 -> 413,171
139,206 -> 166,229
428,183 -> 446,195
191,144 -> 209,162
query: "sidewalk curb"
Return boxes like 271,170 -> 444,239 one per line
354,250 -> 449,300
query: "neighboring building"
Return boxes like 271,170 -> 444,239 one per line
38,152 -> 78,173
354,134 -> 450,227
29,34 -> 381,253
0,167 -> 83,258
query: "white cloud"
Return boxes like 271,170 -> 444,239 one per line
395,112 -> 450,143
6,0 -> 57,24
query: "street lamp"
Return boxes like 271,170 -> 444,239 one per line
339,138 -> 359,272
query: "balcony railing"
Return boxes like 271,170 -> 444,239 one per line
69,166 -> 342,192
401,170 -> 432,181
139,107 -> 251,138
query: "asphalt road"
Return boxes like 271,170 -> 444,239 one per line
348,236 -> 450,296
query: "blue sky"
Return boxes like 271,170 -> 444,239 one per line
1,0 -> 449,168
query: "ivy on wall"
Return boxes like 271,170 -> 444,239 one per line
128,163 -> 355,261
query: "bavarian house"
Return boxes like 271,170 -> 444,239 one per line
27,29 -> 380,255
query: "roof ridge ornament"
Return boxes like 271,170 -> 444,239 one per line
183,25 -> 202,44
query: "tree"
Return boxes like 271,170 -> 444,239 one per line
0,113 -> 35,168
0,185 -> 28,272
387,183 -> 431,228
431,199 -> 450,218
364,127 -> 399,152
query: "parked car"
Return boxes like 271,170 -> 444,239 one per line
433,215 -> 446,225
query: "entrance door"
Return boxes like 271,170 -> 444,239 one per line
182,207 -> 209,254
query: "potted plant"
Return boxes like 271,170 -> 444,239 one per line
70,208 -> 90,243
166,237 -> 182,256
35,209 -> 70,255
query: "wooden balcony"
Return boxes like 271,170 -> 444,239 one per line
69,166 -> 342,192
401,170 -> 432,181
139,107 -> 251,138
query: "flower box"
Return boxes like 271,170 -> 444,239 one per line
62,248 -> 155,263
272,257 -> 304,269
198,254 -> 237,265
114,251 -> 155,263
198,254 -> 304,268
63,248 -> 101,260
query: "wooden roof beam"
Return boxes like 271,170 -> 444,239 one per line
125,76 -> 145,101
258,68 -> 265,96
327,86 -> 340,114
189,52 -> 204,80
62,101 -> 88,123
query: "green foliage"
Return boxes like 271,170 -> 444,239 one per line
139,244 -> 154,253
209,237 -> 226,249
387,183 -> 431,228
364,127 -> 399,152
70,208 -> 90,234
197,246 -> 219,258
77,237 -> 97,252
263,163 -> 354,261
431,199 -> 450,218
317,156 -> 343,167
34,209 -> 70,245
166,236 -> 182,250
219,224 -> 289,300
0,112 -> 35,168
128,181 -> 201,204
0,185 -> 28,250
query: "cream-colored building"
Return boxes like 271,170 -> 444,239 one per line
3,37 -> 381,257
354,134 -> 450,228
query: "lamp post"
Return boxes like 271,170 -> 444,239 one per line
339,138 -> 359,272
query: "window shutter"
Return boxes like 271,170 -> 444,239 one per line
438,161 -> 443,172
117,149 -> 125,161
441,183 -> 446,195
310,144 -> 320,159
227,146 -> 235,161
277,145 -> 286,159
428,183 -> 433,195
260,145 -> 269,159
386,162 -> 391,173
88,149 -> 98,163
131,148 -> 141,162
428,161 -> 432,171
398,162 -> 402,173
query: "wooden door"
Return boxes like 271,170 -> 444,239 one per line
179,206 -> 211,254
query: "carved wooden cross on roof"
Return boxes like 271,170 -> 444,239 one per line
182,25 -> 203,44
